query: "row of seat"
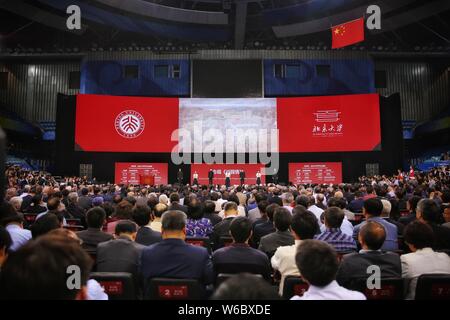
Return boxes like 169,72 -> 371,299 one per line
88,272 -> 450,300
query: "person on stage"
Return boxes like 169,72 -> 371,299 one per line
239,170 -> 245,185
256,171 -> 261,185
192,171 -> 199,185
272,168 -> 278,185
409,165 -> 415,180
177,168 -> 183,185
225,171 -> 231,188
208,169 -> 214,186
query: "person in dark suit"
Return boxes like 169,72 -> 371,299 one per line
20,186 -> 34,212
76,207 -> 113,254
132,205 -> 162,246
211,202 -> 239,250
252,203 -> 277,248
258,207 -> 294,256
212,217 -> 271,281
77,188 -> 92,212
24,194 -> 47,214
140,210 -> 213,287
348,191 -> 364,213
96,220 -> 146,293
336,221 -> 401,288
66,192 -> 86,225
203,200 -> 222,226
168,193 -> 188,213
399,196 -> 421,226
208,169 -> 214,186
239,170 -> 245,185
177,169 -> 184,185
416,199 -> 450,250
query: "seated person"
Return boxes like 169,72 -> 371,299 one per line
31,213 -> 61,239
401,221 -> 450,299
212,274 -> 280,300
141,210 -> 213,287
416,199 -> 450,250
291,240 -> 366,300
258,207 -> 294,256
211,202 -> 239,250
218,194 -> 246,218
106,201 -> 133,234
399,195 -> 421,226
443,204 -> 450,229
337,221 -> 401,288
186,201 -> 213,238
0,225 -> 12,268
132,205 -> 161,246
0,202 -> 32,251
252,203 -> 278,248
212,217 -> 271,281
272,207 -> 319,295
76,207 -> 113,254
0,233 -> 92,300
315,207 -> 357,253
202,200 -> 222,226
96,220 -> 145,287
150,203 -> 167,233
353,198 -> 398,251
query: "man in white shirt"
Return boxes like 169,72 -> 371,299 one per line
401,221 -> 450,299
297,196 -> 324,224
218,195 -> 246,218
291,240 -> 366,300
0,205 -> 32,251
271,207 -> 319,295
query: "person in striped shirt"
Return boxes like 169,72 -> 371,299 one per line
314,207 -> 357,253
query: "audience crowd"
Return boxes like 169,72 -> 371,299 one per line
1,164 -> 450,300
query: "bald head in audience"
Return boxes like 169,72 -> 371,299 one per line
358,221 -> 386,251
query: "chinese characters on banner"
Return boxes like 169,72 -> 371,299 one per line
289,162 -> 342,185
114,163 -> 168,185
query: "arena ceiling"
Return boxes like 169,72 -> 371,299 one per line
0,0 -> 449,53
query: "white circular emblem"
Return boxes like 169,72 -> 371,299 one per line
115,110 -> 145,139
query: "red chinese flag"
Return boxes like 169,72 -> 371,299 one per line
331,17 -> 365,49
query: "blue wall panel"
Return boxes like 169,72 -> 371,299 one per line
81,60 -> 190,96
264,59 -> 375,96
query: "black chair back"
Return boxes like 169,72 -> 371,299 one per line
185,237 -> 212,253
349,277 -> 404,300
145,278 -> 205,300
216,273 -> 263,287
63,225 -> 84,232
214,263 -> 270,282
415,273 -> 450,300
90,272 -> 136,300
219,236 -> 233,248
282,276 -> 309,299
66,218 -> 81,226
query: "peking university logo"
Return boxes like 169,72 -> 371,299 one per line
115,110 -> 145,138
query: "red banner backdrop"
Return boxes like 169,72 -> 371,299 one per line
277,94 -> 381,152
190,163 -> 266,185
115,163 -> 168,185
289,162 -> 342,185
75,94 -> 179,152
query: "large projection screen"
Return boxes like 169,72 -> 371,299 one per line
75,94 -> 381,153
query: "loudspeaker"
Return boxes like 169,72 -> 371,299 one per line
375,70 -> 387,88
68,71 -> 81,89
0,126 -> 5,199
